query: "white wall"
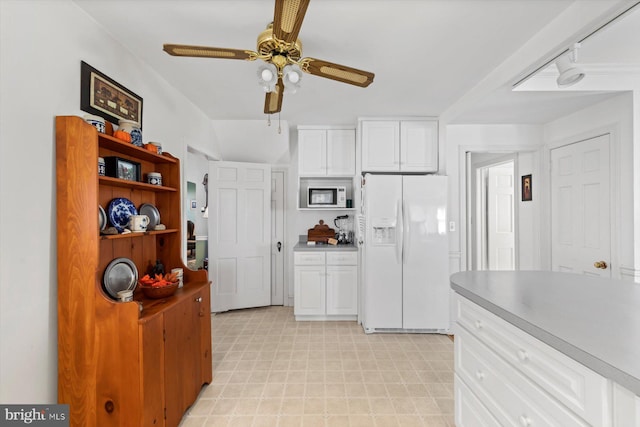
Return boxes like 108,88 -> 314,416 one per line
542,92 -> 636,278
445,124 -> 544,273
0,0 -> 221,403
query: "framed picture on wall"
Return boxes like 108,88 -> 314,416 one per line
80,61 -> 143,128
522,174 -> 532,201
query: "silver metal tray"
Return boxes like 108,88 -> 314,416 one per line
139,203 -> 161,230
102,257 -> 138,299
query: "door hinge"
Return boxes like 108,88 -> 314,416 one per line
163,329 -> 166,342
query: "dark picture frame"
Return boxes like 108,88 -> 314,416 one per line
80,61 -> 143,128
521,174 -> 532,201
104,157 -> 141,182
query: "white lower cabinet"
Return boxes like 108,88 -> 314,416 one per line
454,293 -> 640,427
294,251 -> 357,320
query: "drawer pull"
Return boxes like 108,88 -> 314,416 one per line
517,349 -> 529,362
518,415 -> 532,426
475,370 -> 486,381
474,320 -> 483,329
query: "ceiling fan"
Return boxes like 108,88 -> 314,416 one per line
163,0 -> 375,114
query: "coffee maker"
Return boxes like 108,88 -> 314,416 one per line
333,215 -> 354,244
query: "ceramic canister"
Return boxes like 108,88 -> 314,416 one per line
84,114 -> 105,133
98,157 -> 106,176
118,119 -> 142,147
147,172 -> 162,186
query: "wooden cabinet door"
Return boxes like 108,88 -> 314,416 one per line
326,265 -> 357,315
400,121 -> 438,172
140,316 -> 165,427
298,130 -> 327,176
326,129 -> 355,176
164,297 -> 202,427
361,121 -> 400,172
294,266 -> 326,315
198,288 -> 213,385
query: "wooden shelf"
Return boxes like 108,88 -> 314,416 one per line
99,176 -> 177,192
100,229 -> 178,240
98,133 -> 176,164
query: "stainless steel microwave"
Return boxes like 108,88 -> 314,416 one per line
308,186 -> 346,208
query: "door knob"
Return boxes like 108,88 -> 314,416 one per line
277,242 -> 282,252
594,261 -> 608,269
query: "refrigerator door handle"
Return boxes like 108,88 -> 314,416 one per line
403,200 -> 410,264
395,199 -> 403,264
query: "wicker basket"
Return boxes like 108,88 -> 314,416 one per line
139,281 -> 179,299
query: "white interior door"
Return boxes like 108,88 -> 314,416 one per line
270,170 -> 285,305
551,134 -> 611,277
209,161 -> 272,312
487,162 -> 516,270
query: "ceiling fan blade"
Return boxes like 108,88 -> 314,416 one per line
163,44 -> 257,60
264,78 -> 284,114
273,0 -> 310,44
299,57 -> 375,87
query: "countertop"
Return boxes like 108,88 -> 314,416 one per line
450,270 -> 640,396
293,242 -> 358,252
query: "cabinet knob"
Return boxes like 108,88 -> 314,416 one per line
517,349 -> 529,362
475,370 -> 486,381
474,320 -> 483,329
519,415 -> 532,426
104,400 -> 115,413
195,297 -> 202,303
593,260 -> 608,269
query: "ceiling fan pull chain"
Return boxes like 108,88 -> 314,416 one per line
278,113 -> 281,134
267,115 -> 271,127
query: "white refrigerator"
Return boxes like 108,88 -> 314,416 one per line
362,174 -> 449,332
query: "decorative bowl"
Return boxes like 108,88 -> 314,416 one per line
139,281 -> 179,299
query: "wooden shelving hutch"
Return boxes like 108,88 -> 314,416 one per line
56,116 -> 212,427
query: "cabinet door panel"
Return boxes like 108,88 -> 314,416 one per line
326,266 -> 357,315
362,121 -> 400,172
164,298 -> 201,427
298,130 -> 327,176
198,289 -> 213,385
400,121 -> 438,172
294,266 -> 325,315
327,129 -> 356,176
140,316 -> 165,427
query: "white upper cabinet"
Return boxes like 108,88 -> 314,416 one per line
361,119 -> 438,173
298,128 -> 355,176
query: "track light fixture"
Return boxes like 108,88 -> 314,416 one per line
555,43 -> 585,87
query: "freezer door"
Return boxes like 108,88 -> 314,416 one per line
363,174 -> 403,330
402,175 -> 450,330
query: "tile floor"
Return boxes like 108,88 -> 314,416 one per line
180,306 -> 455,427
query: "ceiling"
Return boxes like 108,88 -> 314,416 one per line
74,0 -> 639,128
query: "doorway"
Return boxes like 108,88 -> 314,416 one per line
467,153 -> 518,271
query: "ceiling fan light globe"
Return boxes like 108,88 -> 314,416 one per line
261,69 -> 274,81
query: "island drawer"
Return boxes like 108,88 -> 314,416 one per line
455,374 -> 501,427
294,252 -> 326,265
455,327 -> 590,427
326,252 -> 358,265
455,295 -> 610,426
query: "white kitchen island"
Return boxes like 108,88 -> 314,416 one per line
450,270 -> 640,426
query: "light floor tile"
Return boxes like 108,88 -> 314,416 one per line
179,306 -> 455,426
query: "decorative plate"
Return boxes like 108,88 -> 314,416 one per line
107,198 -> 138,232
98,205 -> 107,232
139,203 -> 160,230
102,257 -> 138,299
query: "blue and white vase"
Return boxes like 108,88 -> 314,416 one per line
118,119 -> 143,147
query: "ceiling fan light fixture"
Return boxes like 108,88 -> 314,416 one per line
282,64 -> 302,94
555,43 -> 585,87
257,63 -> 278,92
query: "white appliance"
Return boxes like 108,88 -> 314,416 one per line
362,174 -> 449,332
307,186 -> 346,208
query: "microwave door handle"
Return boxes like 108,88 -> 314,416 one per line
395,200 -> 403,265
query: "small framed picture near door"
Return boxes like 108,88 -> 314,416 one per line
522,174 -> 532,201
